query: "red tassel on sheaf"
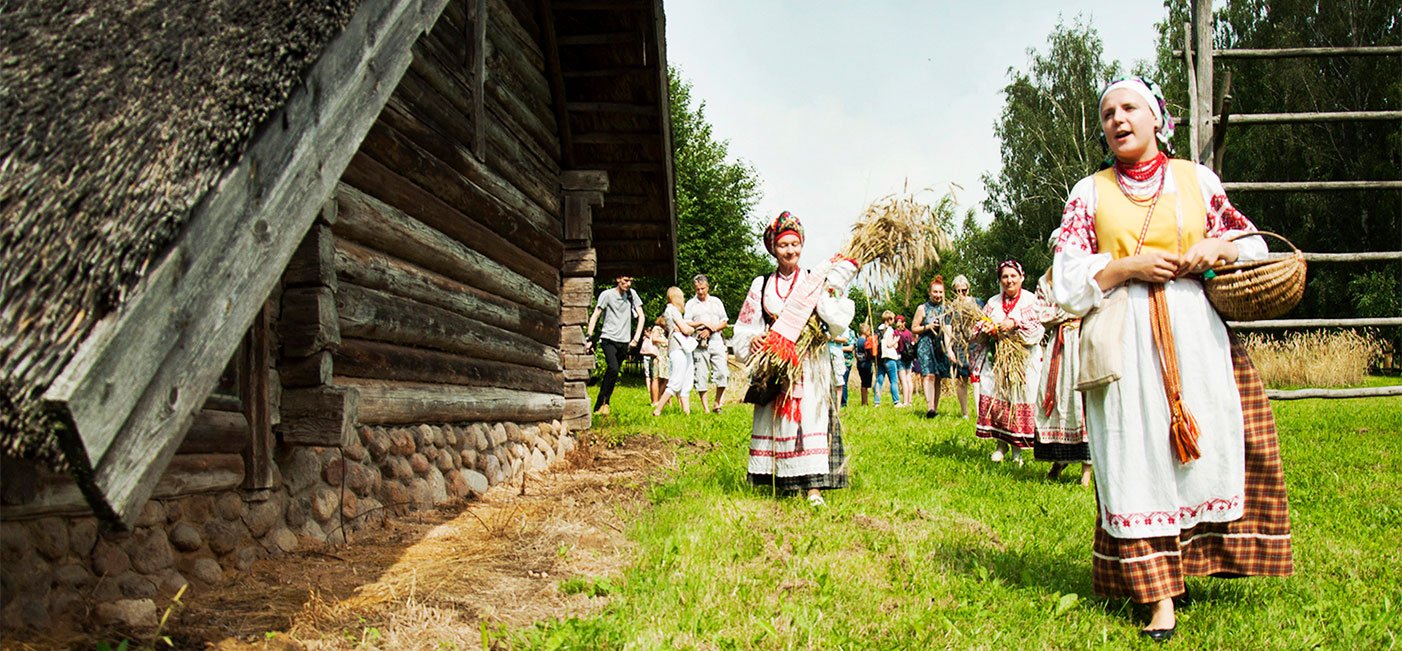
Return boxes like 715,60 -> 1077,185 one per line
774,394 -> 803,424
762,329 -> 800,368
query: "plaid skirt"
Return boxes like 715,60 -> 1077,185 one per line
1091,337 -> 1293,603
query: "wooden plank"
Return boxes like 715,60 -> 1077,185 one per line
343,378 -> 564,424
357,121 -> 564,268
1174,45 -> 1402,59
485,11 -> 553,109
1213,110 -> 1402,124
487,0 -> 546,77
558,32 -> 643,46
470,0 -> 488,156
563,66 -> 651,78
483,111 -> 563,215
646,0 -> 677,280
280,351 -> 335,388
337,283 -> 562,371
333,183 -> 560,315
333,237 -> 557,346
1289,251 -> 1402,262
282,224 -> 338,289
240,303 -> 275,490
1267,386 -> 1402,400
1229,317 -> 1402,329
538,0 -> 574,168
562,170 -> 609,191
0,454 -> 245,520
177,409 -> 251,455
40,0 -> 449,524
280,387 -> 360,447
1222,180 -> 1402,192
280,287 -> 341,357
335,338 -> 564,394
1193,0 -> 1214,168
567,101 -> 656,114
562,247 -> 597,276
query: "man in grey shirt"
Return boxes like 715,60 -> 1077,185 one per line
684,274 -> 729,412
585,274 -> 643,416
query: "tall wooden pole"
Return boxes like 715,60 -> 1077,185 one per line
1193,0 -> 1215,168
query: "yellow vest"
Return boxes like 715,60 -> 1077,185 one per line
1092,159 -> 1206,259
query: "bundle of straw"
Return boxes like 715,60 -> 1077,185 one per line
949,294 -> 1029,399
746,188 -> 951,392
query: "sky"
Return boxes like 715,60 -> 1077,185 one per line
664,1 -> 1172,266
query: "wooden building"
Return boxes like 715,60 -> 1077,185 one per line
0,0 -> 674,630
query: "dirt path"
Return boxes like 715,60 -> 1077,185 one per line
155,435 -> 677,650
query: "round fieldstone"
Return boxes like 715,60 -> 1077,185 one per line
551,419 -> 563,435
310,487 -> 339,523
2,554 -> 49,598
366,427 -> 392,457
167,522 -> 203,553
2,595 -> 51,631
460,449 -> 477,470
233,547 -> 260,571
505,422 -> 523,443
490,423 -> 507,447
347,462 -> 377,497
129,528 -> 174,574
118,572 -> 157,598
266,527 -> 299,554
164,501 -> 184,523
484,455 -> 502,485
391,428 -> 416,455
134,501 -> 166,528
356,497 -> 385,528
92,539 -> 131,576
472,424 -> 490,450
280,447 -> 323,496
49,591 -> 84,619
426,467 -> 447,504
322,458 -> 345,486
285,495 -> 309,528
204,520 -> 244,556
431,425 -> 446,448
31,517 -> 69,561
96,599 -> 157,629
68,519 -> 98,557
444,471 -> 469,499
381,482 -> 410,515
244,499 -> 283,538
435,449 -> 455,472
182,495 -> 214,522
157,570 -> 189,595
462,470 -> 489,496
0,522 -> 31,558
409,477 -> 433,507
189,558 -> 224,585
216,493 -> 246,521
409,453 -> 431,475
340,492 -> 359,520
414,424 -> 434,450
530,449 -> 548,472
444,426 -> 459,447
53,562 -> 95,589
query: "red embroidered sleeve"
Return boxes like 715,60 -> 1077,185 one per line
736,284 -> 761,325
1054,196 -> 1097,254
1206,194 -> 1257,237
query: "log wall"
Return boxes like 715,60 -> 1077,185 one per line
333,0 -> 565,426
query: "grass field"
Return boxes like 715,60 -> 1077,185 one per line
507,378 -> 1402,649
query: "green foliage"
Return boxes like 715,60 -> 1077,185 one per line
632,69 -> 772,330
504,381 -> 1402,647
976,19 -> 1127,292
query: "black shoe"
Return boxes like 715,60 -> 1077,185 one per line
1140,627 -> 1175,642
925,410 -> 937,419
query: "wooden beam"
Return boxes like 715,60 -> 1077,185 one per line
1174,45 -> 1402,59
1193,0 -> 1214,168
178,409 -> 251,455
647,0 -> 678,281
470,0 -> 488,157
558,32 -> 643,46
563,66 -> 651,78
561,170 -> 610,192
1213,110 -> 1402,124
280,351 -> 335,388
1266,386 -> 1402,400
1290,251 -> 1402,262
1222,180 -> 1402,192
1229,317 -> 1402,329
573,131 -> 658,144
40,0 -> 449,525
343,378 -> 564,424
335,338 -> 563,395
279,387 -> 360,447
566,101 -> 657,114
280,287 -> 341,357
538,0 -> 575,168
240,302 -> 275,490
553,0 -> 646,10
1183,22 -> 1199,164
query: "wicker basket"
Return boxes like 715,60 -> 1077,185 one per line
1203,231 -> 1306,321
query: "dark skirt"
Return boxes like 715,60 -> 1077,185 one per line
1034,440 -> 1091,463
916,334 -> 951,378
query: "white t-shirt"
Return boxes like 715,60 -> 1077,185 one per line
684,295 -> 728,332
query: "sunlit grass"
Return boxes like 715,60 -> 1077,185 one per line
513,377 -> 1402,649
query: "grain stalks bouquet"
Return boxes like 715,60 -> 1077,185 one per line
746,188 -> 951,392
952,295 -> 1030,401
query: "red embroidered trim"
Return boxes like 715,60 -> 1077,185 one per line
1103,495 -> 1243,530
976,394 -> 1037,435
761,330 -> 800,368
1055,197 -> 1098,254
749,447 -> 831,460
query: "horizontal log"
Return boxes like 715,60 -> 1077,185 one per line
342,378 -> 564,424
563,396 -> 590,420
1266,386 -> 1402,400
335,338 -> 563,394
0,454 -> 245,520
280,351 -> 334,388
1222,180 -> 1402,192
346,142 -> 560,290
333,238 -> 557,345
1229,317 -> 1402,329
1173,45 -> 1402,59
1214,111 -> 1402,125
483,98 -> 563,205
563,66 -> 651,78
562,170 -> 609,191
359,121 -> 563,268
487,0 -> 546,73
558,31 -> 643,46
567,101 -> 657,114
564,382 -> 586,400
280,386 -> 360,447
1291,251 -> 1402,262
386,68 -> 478,155
561,305 -> 590,327
562,276 -> 594,308
282,224 -> 338,289
177,409 -> 251,455
280,287 -> 340,357
337,283 -> 561,371
562,247 -> 597,276
333,183 -> 560,315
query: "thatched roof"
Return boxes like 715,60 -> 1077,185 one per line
1,0 -> 357,472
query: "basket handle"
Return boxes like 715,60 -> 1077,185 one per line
1222,230 -> 1300,254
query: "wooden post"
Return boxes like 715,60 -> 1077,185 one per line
241,302 -> 275,490
1183,23 -> 1198,163
1193,0 -> 1215,168
560,170 -> 608,433
1212,71 -> 1233,175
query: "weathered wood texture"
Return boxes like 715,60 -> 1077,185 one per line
0,454 -> 246,520
280,387 -> 360,447
336,283 -> 561,372
177,410 -> 250,455
1266,386 -> 1402,400
333,184 -> 560,315
280,287 -> 341,357
341,378 -> 563,424
280,351 -> 334,388
39,0 -> 449,524
282,223 -> 338,289
335,338 -> 563,394
240,303 -> 276,489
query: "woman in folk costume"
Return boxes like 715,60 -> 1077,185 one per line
1052,76 -> 1292,641
971,260 -> 1044,464
733,212 -> 858,508
1032,232 -> 1092,487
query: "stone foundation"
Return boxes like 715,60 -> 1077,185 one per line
0,419 -> 575,633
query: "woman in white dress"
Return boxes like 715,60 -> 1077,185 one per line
652,286 -> 696,415
971,260 -> 1044,464
1052,76 -> 1292,640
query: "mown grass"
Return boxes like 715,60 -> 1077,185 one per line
510,379 -> 1402,649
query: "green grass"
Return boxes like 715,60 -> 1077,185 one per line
512,379 -> 1402,649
